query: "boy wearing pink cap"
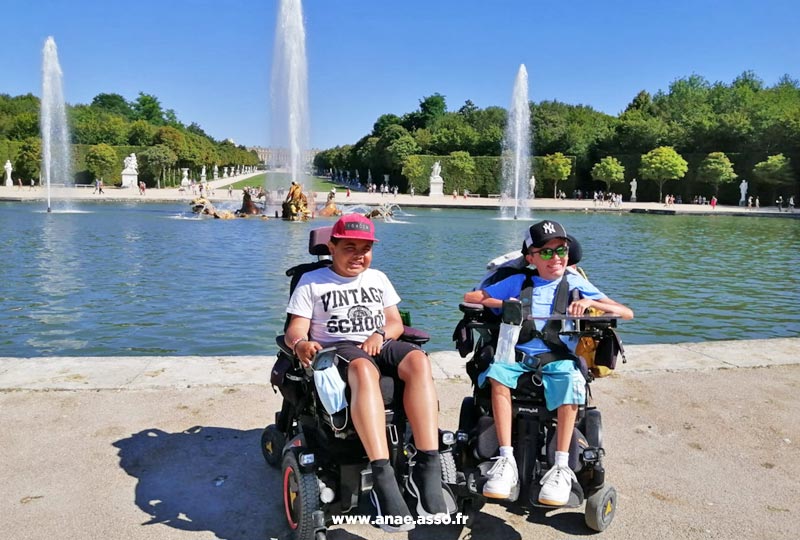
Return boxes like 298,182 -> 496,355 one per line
285,214 -> 446,531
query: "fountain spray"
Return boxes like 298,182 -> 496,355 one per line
40,36 -> 72,213
270,0 -> 310,184
500,64 -> 531,220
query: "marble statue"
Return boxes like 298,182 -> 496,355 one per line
121,153 -> 138,188
429,161 -> 444,197
213,164 -> 219,180
122,153 -> 138,172
739,179 -> 748,204
630,178 -> 638,201
431,161 -> 441,179
4,160 -> 12,187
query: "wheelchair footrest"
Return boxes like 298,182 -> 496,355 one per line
528,479 -> 585,508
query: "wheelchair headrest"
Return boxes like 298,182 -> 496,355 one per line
566,234 -> 582,266
309,226 -> 332,256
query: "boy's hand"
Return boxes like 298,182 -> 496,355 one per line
295,340 -> 322,367
568,298 -> 594,317
359,333 -> 384,356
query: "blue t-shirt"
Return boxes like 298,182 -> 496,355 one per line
483,270 -> 606,358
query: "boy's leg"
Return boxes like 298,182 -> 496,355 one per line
483,377 -> 519,499
347,357 -> 389,460
396,348 -> 437,451
556,403 -> 579,452
489,378 -> 512,447
345,351 -> 413,526
384,343 -> 447,516
538,361 -> 583,506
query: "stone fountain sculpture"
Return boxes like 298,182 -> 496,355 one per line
121,153 -> 138,188
429,161 -> 444,196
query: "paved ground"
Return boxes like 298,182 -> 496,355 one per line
2,338 -> 799,540
1,177 -> 797,218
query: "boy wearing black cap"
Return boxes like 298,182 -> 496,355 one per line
285,214 -> 447,531
464,220 -> 633,505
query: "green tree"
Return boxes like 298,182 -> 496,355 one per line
9,112 -> 39,140
138,144 -> 178,188
639,146 -> 689,202
401,155 -> 425,193
591,156 -> 626,192
418,93 -> 447,127
384,135 -> 420,170
444,151 -> 476,194
132,92 -> 165,125
85,143 -> 118,182
14,137 -> 41,183
696,152 -> 737,197
372,114 -> 402,137
128,120 -> 155,146
95,114 -> 129,146
752,154 -> 794,201
538,152 -> 572,198
90,93 -> 133,119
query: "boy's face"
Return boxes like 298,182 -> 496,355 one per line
329,238 -> 373,277
525,238 -> 569,281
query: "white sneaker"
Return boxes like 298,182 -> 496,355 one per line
482,456 -> 519,499
538,464 -> 578,506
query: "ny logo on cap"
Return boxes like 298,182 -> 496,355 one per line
542,222 -> 556,234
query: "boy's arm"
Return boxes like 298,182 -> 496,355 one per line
463,289 -> 504,309
567,296 -> 634,320
285,314 -> 321,367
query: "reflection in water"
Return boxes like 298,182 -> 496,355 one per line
1,201 -> 798,357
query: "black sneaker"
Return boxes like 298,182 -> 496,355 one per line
369,489 -> 415,533
406,452 -> 448,517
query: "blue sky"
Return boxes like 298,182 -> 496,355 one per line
1,0 -> 798,150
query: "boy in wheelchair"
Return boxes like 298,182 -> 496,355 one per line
284,214 -> 448,532
463,220 -> 633,506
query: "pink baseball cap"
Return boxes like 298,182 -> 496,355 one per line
330,214 -> 378,242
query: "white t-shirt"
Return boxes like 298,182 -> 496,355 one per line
286,267 -> 400,345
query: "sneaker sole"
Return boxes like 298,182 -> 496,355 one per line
483,489 -> 513,499
537,496 -> 568,506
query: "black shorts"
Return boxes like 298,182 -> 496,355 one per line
328,340 -> 423,382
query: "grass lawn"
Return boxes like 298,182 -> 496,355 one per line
227,172 -> 349,193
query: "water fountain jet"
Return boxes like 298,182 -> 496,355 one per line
270,0 -> 310,186
500,64 -> 531,220
40,36 -> 73,213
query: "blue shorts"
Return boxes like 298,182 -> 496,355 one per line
478,359 -> 586,411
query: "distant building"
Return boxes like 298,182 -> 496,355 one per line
247,146 -> 320,169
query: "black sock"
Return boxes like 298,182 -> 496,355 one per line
371,460 -> 411,518
411,450 -> 447,514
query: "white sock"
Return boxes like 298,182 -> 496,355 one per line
499,446 -> 514,458
555,451 -> 569,468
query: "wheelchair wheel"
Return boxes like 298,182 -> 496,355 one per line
261,424 -> 285,468
282,452 -> 321,540
585,484 -> 616,532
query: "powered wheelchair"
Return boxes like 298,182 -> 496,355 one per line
451,239 -> 626,532
261,225 -> 461,540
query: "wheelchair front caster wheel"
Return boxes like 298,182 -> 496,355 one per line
585,484 -> 616,532
261,424 -> 285,468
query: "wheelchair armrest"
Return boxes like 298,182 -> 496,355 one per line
275,335 -> 294,357
459,302 -> 488,319
400,325 -> 430,346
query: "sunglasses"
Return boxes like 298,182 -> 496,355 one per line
530,245 -> 569,260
